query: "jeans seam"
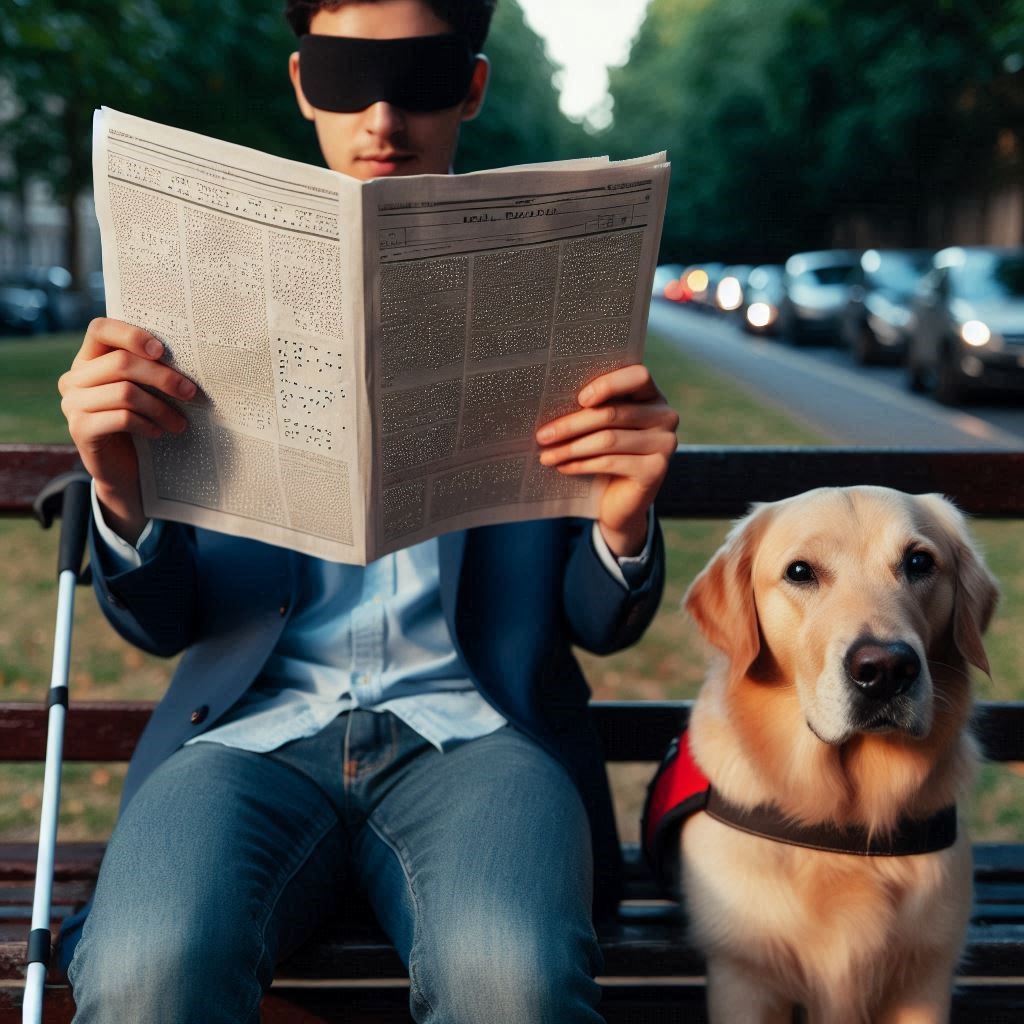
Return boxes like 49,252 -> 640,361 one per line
346,711 -> 400,781
239,814 -> 341,1024
367,813 -> 434,1020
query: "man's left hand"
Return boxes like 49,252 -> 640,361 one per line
535,364 -> 679,558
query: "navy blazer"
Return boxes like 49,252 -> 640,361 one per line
57,515 -> 665,969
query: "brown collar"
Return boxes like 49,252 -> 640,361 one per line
705,788 -> 958,857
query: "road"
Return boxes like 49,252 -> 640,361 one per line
648,302 -> 1024,449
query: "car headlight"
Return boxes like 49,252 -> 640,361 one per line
685,269 -> 709,294
746,302 -> 777,328
716,277 -> 744,311
960,320 -> 991,347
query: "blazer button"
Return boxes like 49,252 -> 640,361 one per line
190,705 -> 209,725
278,602 -> 289,617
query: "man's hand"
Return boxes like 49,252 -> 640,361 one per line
535,364 -> 679,558
58,318 -> 197,545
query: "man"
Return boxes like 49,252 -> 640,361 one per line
56,2 -> 679,1020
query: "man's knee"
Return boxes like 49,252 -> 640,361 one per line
68,911 -> 269,1023
414,912 -> 603,1023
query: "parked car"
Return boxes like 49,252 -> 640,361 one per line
2,265 -> 76,333
714,265 -> 753,316
780,250 -> 861,344
906,246 -> 1024,405
839,249 -> 933,364
684,262 -> 726,311
0,281 -> 48,336
83,271 -> 107,321
652,263 -> 685,300
741,264 -> 785,336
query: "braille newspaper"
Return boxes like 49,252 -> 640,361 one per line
92,107 -> 670,563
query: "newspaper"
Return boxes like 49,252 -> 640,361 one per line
92,107 -> 670,563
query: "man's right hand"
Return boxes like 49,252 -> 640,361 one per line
58,318 -> 197,545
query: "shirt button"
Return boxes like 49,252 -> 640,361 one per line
359,675 -> 369,685
190,705 -> 209,725
372,596 -> 382,604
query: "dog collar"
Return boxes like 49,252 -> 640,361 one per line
642,731 -> 958,888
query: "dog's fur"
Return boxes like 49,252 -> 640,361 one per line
681,486 -> 999,1024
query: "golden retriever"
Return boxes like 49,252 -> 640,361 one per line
680,486 -> 999,1024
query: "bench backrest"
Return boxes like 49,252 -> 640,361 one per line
2,443 -> 1023,765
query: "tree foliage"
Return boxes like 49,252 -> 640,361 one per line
457,0 -> 593,170
605,0 -> 1023,262
0,0 -> 583,280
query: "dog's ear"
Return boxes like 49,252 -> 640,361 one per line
917,493 -> 1000,676
684,503 -> 773,675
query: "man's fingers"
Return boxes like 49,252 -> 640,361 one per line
68,381 -> 189,435
75,317 -> 166,365
539,427 -> 677,467
73,408 -> 165,444
548,452 -> 671,486
537,402 -> 678,446
577,364 -> 663,407
538,430 -> 676,466
61,346 -> 197,401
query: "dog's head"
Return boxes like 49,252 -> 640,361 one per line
684,486 -> 998,747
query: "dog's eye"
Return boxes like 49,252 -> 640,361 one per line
904,550 -> 935,579
785,561 -> 816,584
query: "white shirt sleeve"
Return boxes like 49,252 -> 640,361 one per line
590,506 -> 656,590
90,479 -> 164,572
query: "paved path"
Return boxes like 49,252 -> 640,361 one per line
649,302 -> 1024,449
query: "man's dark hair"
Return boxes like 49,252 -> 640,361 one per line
285,1 -> 497,52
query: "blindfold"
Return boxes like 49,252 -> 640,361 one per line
299,33 -> 477,113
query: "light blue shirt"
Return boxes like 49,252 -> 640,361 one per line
91,484 -> 653,754
186,537 -> 509,753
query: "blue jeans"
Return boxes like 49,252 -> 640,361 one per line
66,710 -> 605,1022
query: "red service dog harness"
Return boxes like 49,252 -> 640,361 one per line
642,731 -> 959,890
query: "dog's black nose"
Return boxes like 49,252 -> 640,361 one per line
844,639 -> 921,700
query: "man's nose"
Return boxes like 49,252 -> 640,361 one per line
363,101 -> 406,136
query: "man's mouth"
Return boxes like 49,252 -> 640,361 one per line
357,153 -> 416,173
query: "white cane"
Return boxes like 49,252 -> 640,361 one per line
23,469 -> 91,1024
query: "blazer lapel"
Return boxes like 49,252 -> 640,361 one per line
438,529 -> 468,629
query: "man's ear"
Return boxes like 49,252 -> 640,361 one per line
289,51 -> 316,121
460,55 -> 490,122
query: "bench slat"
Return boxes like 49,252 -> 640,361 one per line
2,982 -> 1022,1024
0,845 -> 1021,984
2,919 -> 1021,985
0,446 -> 78,516
5,444 -> 1024,518
2,701 -> 1024,762
656,447 -> 1024,518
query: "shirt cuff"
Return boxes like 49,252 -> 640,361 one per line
590,506 -> 656,590
90,480 -> 163,572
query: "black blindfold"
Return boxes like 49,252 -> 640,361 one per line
299,33 -> 477,113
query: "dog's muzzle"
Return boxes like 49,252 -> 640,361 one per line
844,637 -> 921,702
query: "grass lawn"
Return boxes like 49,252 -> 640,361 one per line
0,328 -> 1021,843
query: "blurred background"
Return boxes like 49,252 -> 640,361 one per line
1,0 -> 1022,842
3,0 -> 1023,314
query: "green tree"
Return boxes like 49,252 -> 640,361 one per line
0,0 -> 588,286
457,0 -> 594,171
1,0 -> 178,283
605,0 -> 1021,261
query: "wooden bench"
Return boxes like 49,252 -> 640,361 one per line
1,443 -> 1023,1023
